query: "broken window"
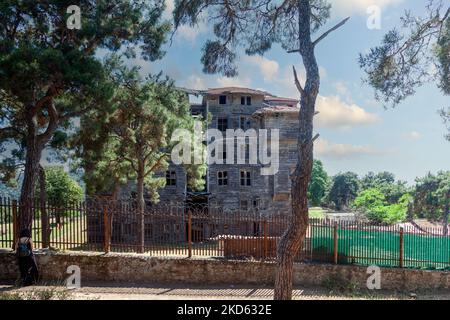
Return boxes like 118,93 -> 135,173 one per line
166,170 -> 176,186
240,96 -> 251,105
240,199 -> 248,211
239,116 -> 251,130
219,95 -> 227,105
217,171 -> 228,186
218,117 -> 228,132
240,170 -> 251,186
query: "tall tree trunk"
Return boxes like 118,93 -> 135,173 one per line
136,165 -> 145,254
38,165 -> 50,248
18,98 -> 57,233
18,118 -> 43,232
274,0 -> 320,300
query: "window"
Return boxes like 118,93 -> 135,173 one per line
222,149 -> 227,162
217,171 -> 228,186
240,170 -> 251,186
240,200 -> 248,211
218,117 -> 228,132
241,96 -> 251,105
253,198 -> 261,208
219,95 -> 227,105
239,116 -> 251,130
174,224 -> 181,233
166,170 -> 176,186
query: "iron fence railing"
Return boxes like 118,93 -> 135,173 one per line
1,196 -> 449,270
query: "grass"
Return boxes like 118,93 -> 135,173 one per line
311,225 -> 450,270
309,207 -> 327,219
0,217 -> 87,250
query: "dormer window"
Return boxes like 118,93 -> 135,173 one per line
241,96 -> 251,105
219,95 -> 227,105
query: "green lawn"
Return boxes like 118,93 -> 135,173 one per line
308,207 -> 327,219
311,225 -> 450,270
0,217 -> 87,250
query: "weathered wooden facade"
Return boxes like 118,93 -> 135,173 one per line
102,87 -> 299,243
119,87 -> 299,215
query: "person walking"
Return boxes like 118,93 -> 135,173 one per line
15,228 -> 39,286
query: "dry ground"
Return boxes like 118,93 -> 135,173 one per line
1,281 -> 450,300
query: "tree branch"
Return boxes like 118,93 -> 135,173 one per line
288,17 -> 350,53
313,17 -> 350,46
312,134 -> 320,143
292,65 -> 305,96
0,127 -> 23,140
144,153 -> 168,178
37,100 -> 59,145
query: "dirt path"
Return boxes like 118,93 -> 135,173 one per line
2,281 -> 449,300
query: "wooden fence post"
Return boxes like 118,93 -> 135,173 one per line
263,220 -> 268,259
399,227 -> 404,268
188,210 -> 192,258
333,221 -> 338,264
12,200 -> 17,250
103,205 -> 110,253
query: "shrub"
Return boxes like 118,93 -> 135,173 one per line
354,189 -> 410,224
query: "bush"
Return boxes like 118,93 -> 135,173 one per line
353,188 -> 386,211
354,189 -> 410,224
39,166 -> 83,205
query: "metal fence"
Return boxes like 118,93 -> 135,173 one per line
1,196 -> 450,270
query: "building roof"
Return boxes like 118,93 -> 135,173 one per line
181,86 -> 299,107
264,95 -> 299,104
203,87 -> 270,96
252,105 -> 300,117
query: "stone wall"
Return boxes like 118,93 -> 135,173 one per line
1,249 -> 450,291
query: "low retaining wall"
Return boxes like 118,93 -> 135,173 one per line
1,249 -> 449,291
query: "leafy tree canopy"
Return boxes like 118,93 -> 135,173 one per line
308,159 -> 329,206
328,172 -> 360,211
173,0 -> 333,77
414,171 -> 450,220
0,0 -> 171,226
37,166 -> 83,206
359,0 -> 449,139
78,58 -> 206,201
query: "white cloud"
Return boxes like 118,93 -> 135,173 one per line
216,75 -> 252,88
174,23 -> 207,43
315,95 -> 380,130
243,56 -> 279,81
404,131 -> 422,140
334,81 -> 352,102
164,0 -> 208,43
164,0 -> 174,17
183,74 -> 207,90
315,138 -> 382,159
178,72 -> 252,90
329,0 -> 404,16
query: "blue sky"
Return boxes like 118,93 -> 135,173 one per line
132,0 -> 449,184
